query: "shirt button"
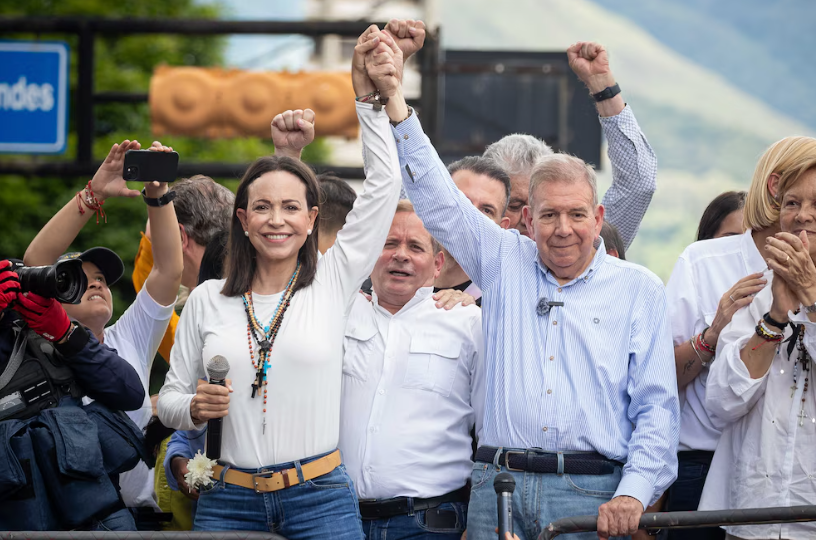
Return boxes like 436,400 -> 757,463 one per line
549,356 -> 554,361
552,320 -> 557,326
557,288 -> 562,293
542,427 -> 548,432
378,389 -> 385,395
403,134 -> 409,140
547,389 -> 552,394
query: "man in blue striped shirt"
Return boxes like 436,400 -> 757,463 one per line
383,37 -> 679,540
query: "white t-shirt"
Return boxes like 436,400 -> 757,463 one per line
157,102 -> 403,468
103,287 -> 175,509
664,229 -> 765,451
339,287 -> 484,500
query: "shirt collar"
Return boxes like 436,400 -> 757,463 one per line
372,286 -> 434,317
741,229 -> 766,272
536,237 -> 607,287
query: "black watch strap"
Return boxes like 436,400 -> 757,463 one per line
763,311 -> 789,331
592,83 -> 621,102
141,188 -> 177,207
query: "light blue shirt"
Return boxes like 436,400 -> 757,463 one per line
391,112 -> 679,508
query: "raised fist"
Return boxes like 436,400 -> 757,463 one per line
566,41 -> 615,93
383,19 -> 426,82
271,109 -> 316,159
364,32 -> 403,99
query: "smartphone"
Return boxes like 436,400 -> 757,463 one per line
123,149 -> 179,183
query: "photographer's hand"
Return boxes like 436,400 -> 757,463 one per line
0,261 -> 21,312
24,138 -> 143,268
15,291 -> 72,342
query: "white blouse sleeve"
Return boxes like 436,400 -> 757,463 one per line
706,285 -> 773,423
318,102 -> 402,304
157,286 -> 207,431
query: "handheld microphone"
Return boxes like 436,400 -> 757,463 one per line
494,472 -> 515,539
205,355 -> 230,460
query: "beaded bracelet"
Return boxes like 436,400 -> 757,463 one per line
81,180 -> 106,224
755,319 -> 784,343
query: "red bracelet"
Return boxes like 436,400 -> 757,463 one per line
82,180 -> 106,224
696,329 -> 716,355
75,191 -> 86,216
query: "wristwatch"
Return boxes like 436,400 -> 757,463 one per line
591,83 -> 621,102
141,188 -> 177,207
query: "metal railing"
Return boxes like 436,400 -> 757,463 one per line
539,505 -> 816,539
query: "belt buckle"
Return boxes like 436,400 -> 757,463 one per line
504,450 -> 525,472
251,468 -> 288,494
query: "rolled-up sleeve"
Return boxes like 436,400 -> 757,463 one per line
599,105 -> 657,249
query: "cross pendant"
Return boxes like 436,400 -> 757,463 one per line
791,384 -> 798,398
799,408 -> 808,427
251,382 -> 258,399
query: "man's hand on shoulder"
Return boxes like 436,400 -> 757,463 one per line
597,495 -> 643,539
433,289 -> 476,310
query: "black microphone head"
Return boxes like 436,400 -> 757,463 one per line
494,472 -> 516,494
206,355 -> 230,381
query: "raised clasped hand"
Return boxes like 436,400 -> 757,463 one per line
364,31 -> 403,99
382,19 -> 426,82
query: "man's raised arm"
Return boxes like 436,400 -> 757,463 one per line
568,41 -> 657,249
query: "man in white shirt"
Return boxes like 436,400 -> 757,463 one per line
339,200 -> 484,540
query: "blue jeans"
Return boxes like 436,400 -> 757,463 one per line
467,453 -> 628,540
664,451 -> 723,540
194,452 -> 364,540
363,501 -> 467,540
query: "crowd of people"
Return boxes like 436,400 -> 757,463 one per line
1,17 -> 815,540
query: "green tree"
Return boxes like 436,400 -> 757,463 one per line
0,0 -> 329,321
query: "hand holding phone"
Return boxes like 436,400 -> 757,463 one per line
123,142 -> 179,184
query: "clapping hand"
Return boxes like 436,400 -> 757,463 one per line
271,109 -> 316,159
766,231 -> 816,316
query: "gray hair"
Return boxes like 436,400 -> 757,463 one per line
447,156 -> 512,214
528,154 -> 598,207
173,175 -> 236,247
483,133 -> 554,178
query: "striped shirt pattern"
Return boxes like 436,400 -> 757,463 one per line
391,113 -> 679,508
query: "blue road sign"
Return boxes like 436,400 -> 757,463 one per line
0,40 -> 69,154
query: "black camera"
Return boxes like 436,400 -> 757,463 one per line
12,259 -> 88,304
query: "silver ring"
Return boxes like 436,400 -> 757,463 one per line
786,254 -> 791,263
729,295 -> 736,302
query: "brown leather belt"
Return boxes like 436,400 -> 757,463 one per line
212,450 -> 341,493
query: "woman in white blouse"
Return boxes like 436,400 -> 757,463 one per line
157,31 -> 411,539
700,147 -> 816,540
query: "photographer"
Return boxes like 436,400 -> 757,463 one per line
0,260 -> 146,530
24,140 -> 184,513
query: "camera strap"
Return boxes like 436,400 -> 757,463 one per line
0,321 -> 29,391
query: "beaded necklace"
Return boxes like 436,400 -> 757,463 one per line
241,261 -> 300,433
791,325 -> 812,427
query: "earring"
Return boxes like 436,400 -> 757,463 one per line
307,229 -> 312,235
244,230 -> 249,237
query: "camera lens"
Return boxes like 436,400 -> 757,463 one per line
16,259 -> 88,304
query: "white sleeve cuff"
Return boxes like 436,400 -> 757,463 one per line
613,472 -> 654,511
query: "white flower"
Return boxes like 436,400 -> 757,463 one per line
185,450 -> 217,490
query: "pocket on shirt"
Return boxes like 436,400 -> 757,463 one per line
343,323 -> 378,382
403,335 -> 462,397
